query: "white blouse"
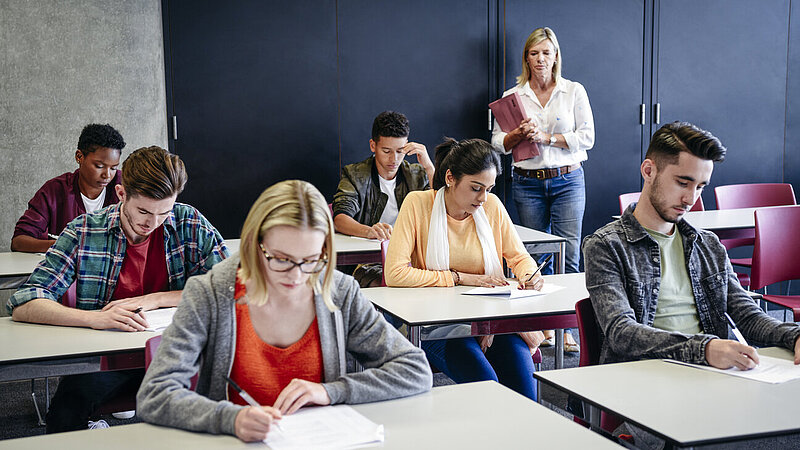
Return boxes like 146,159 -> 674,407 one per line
491,78 -> 595,170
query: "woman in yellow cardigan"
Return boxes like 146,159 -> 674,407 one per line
385,137 -> 544,400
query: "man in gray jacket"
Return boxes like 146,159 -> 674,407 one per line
583,121 -> 800,368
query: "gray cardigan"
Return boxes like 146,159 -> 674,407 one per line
137,256 -> 432,436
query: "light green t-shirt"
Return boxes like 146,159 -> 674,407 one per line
644,226 -> 702,334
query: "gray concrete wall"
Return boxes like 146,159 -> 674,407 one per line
0,0 -> 167,250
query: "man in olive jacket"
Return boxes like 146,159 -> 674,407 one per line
333,111 -> 433,286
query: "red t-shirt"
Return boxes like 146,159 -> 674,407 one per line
112,225 -> 169,300
228,275 -> 323,407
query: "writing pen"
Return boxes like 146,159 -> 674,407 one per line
224,375 -> 283,431
523,254 -> 553,287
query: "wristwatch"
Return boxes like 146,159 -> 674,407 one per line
549,134 -> 557,145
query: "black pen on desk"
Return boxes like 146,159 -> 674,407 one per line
523,254 -> 553,288
223,375 -> 283,431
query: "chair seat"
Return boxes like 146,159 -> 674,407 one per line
762,295 -> 800,321
730,257 -> 752,268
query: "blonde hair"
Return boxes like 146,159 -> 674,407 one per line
238,180 -> 337,311
516,27 -> 561,87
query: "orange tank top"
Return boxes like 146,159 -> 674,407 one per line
227,276 -> 323,407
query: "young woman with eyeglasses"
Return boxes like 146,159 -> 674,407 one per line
137,180 -> 432,442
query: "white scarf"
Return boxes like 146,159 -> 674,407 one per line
425,187 -> 504,278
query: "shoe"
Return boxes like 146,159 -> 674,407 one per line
564,332 -> 580,353
112,410 -> 136,420
539,337 -> 554,347
88,420 -> 109,430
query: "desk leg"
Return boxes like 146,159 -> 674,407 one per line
409,325 -> 421,347
556,242 -> 566,274
586,404 -> 601,432
555,329 -> 564,369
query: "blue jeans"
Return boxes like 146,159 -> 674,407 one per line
512,167 -> 586,274
422,335 -> 537,401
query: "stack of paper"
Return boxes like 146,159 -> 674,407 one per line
462,283 -> 564,299
142,307 -> 177,332
667,355 -> 800,384
265,405 -> 384,449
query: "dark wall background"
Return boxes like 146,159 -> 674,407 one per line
162,0 -> 799,252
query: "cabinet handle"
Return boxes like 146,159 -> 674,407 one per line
654,103 -> 661,125
639,104 -> 646,125
488,110 -> 492,131
172,116 -> 178,141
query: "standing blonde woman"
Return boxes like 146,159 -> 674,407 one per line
491,27 -> 595,352
138,180 -> 431,442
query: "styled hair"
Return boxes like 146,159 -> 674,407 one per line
238,180 -> 337,310
432,138 -> 501,190
77,123 -> 126,154
517,27 -> 562,87
645,121 -> 727,169
371,111 -> 410,142
121,146 -> 187,199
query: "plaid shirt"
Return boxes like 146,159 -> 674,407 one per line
8,202 -> 229,313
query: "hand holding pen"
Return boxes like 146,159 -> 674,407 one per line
225,375 -> 283,442
705,313 -> 759,370
519,254 -> 552,290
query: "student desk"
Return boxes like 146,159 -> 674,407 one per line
0,318 -> 160,382
0,381 -> 619,449
227,225 -> 568,272
534,347 -> 800,449
0,252 -> 44,289
363,272 -> 588,369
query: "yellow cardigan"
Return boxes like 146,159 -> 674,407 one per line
385,189 -> 537,287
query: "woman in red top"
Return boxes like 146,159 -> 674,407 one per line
137,180 -> 431,443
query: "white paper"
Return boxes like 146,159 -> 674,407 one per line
462,282 -> 564,299
264,405 -> 384,449
666,355 -> 800,384
142,307 -> 177,332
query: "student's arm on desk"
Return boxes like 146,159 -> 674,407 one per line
10,235 -> 56,253
101,291 -> 182,311
333,213 -> 392,240
582,233 -> 715,365
12,298 -> 148,331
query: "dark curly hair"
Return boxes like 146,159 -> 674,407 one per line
77,123 -> 126,154
432,138 -> 501,190
371,111 -> 410,142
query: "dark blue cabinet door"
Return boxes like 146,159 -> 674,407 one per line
336,0 -> 491,169
784,2 -> 800,190
502,0 -> 647,240
165,0 -> 339,237
654,0 -> 790,208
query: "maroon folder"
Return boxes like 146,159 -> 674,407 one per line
489,92 -> 539,161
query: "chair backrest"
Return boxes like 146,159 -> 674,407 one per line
618,192 -> 641,214
575,297 -> 601,367
380,239 -> 390,287
750,205 -> 800,290
714,183 -> 796,210
620,191 -> 704,214
328,203 -> 334,217
61,281 -> 77,308
145,335 -> 198,391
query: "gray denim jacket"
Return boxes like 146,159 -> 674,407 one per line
582,204 -> 800,365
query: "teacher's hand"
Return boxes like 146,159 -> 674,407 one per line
518,118 -> 537,142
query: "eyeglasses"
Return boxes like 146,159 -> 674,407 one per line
259,244 -> 327,273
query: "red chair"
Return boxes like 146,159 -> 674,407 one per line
714,183 -> 796,287
574,298 -> 623,433
750,206 -> 800,321
145,335 -> 198,391
619,192 -> 704,215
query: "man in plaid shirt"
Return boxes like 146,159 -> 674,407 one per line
8,146 -> 229,433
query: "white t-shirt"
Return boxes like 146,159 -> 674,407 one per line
81,188 -> 106,214
377,176 -> 399,225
